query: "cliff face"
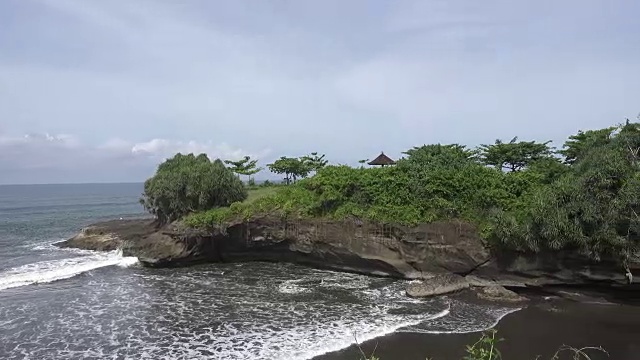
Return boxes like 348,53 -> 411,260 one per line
212,217 -> 489,278
57,217 -> 489,278
57,217 -> 637,287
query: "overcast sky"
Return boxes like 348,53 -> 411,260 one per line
1,0 -> 639,184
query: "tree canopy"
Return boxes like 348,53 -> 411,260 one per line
140,153 -> 247,224
479,137 -> 554,172
267,154 -> 327,184
492,122 -> 640,265
175,118 -> 640,266
402,144 -> 478,168
224,156 -> 262,178
301,152 -> 328,173
558,127 -> 616,164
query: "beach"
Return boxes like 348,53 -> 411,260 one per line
316,296 -> 640,360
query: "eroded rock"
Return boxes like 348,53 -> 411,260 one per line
406,273 -> 469,298
57,216 -> 637,293
57,219 -> 156,251
476,285 -> 527,303
59,217 -> 490,277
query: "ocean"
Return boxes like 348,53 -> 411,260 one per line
0,183 -> 518,359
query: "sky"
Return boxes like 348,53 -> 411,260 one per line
1,0 -> 639,184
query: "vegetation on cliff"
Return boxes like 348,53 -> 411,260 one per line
492,121 -> 640,266
141,119 -> 640,266
140,153 -> 247,225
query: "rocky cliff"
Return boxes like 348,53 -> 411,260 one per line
57,217 -> 638,290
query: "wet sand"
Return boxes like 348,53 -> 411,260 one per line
315,297 -> 640,360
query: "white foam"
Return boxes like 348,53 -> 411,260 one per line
398,300 -> 522,335
291,308 -> 451,360
0,250 -> 138,291
28,239 -> 63,251
278,279 -> 309,294
0,260 -> 523,360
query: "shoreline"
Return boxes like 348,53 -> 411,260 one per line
58,218 -> 640,360
314,298 -> 640,360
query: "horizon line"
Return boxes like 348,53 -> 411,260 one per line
0,181 -> 144,186
0,178 -> 281,187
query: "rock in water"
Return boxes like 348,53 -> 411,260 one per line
406,273 -> 469,298
56,219 -> 156,252
476,285 -> 527,303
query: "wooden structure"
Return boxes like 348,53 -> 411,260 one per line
368,152 -> 396,167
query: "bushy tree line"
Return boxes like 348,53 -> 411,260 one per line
139,151 -> 328,224
492,121 -> 640,267
146,118 -> 639,266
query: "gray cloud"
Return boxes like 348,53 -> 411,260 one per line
1,0 -> 639,184
0,134 -> 270,184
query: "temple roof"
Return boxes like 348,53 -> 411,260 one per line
368,152 -> 395,166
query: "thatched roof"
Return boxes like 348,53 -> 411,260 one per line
368,152 -> 395,166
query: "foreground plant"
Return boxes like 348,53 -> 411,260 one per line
464,328 -> 503,360
353,329 -> 607,360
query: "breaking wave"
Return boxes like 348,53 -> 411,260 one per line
0,250 -> 138,291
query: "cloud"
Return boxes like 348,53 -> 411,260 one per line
0,133 -> 271,184
128,138 -> 271,162
1,0 -> 640,183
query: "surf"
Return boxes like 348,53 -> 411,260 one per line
0,249 -> 138,291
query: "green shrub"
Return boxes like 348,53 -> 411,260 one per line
175,119 -> 640,265
140,153 -> 247,225
491,122 -> 640,263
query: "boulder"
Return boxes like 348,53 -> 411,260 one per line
476,285 -> 528,303
406,273 -> 469,298
465,275 -> 498,287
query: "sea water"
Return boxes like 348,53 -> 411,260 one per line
0,183 -> 518,359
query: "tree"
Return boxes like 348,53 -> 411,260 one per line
559,127 -> 616,164
402,144 -> 479,168
267,156 -> 310,184
140,153 -> 247,225
523,157 -> 569,184
492,122 -> 640,266
478,137 -> 554,172
224,156 -> 263,181
301,152 -> 328,174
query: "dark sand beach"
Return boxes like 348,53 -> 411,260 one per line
316,294 -> 640,360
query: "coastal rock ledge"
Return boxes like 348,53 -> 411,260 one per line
57,217 -> 489,278
406,273 -> 469,298
57,218 -> 639,291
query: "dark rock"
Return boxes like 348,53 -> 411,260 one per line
406,273 -> 469,298
476,285 -> 528,303
465,275 -> 498,287
214,217 -> 489,278
56,219 -> 156,251
58,216 -> 639,296
470,250 -> 640,287
59,217 -> 489,278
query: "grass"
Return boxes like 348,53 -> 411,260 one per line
245,186 -> 279,203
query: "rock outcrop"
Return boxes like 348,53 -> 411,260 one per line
476,285 -> 528,303
57,219 -> 157,251
469,250 -> 640,287
406,273 -> 469,297
57,217 -> 638,291
57,217 -> 490,278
